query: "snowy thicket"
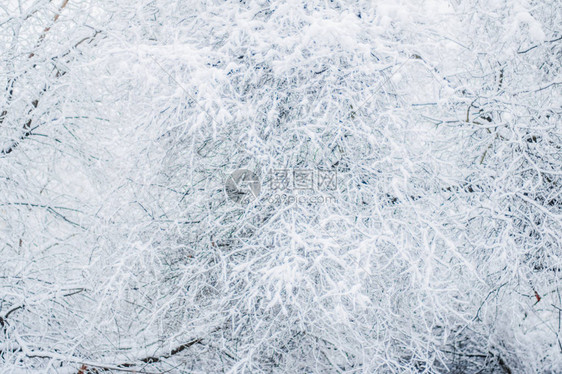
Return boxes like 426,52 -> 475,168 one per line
1,0 -> 561,373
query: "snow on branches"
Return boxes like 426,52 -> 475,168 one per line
0,0 -> 560,372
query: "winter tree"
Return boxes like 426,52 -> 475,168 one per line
1,0 -> 560,372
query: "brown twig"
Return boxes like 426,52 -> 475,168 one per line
28,0 -> 70,58
73,338 -> 204,373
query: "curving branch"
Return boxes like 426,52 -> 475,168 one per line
1,1 -> 102,156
